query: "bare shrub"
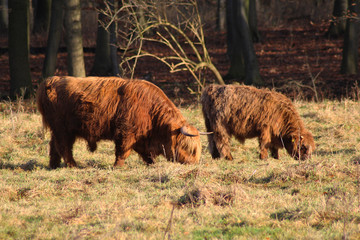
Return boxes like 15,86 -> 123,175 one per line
99,0 -> 224,93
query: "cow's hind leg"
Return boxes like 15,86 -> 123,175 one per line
54,132 -> 77,168
62,134 -> 77,167
49,133 -> 77,168
49,134 -> 61,169
64,137 -> 77,167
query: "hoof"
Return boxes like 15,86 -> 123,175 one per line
66,161 -> 77,168
114,160 -> 125,167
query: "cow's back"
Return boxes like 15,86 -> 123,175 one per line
201,84 -> 304,138
37,76 -> 127,139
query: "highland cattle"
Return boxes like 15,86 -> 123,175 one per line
37,76 -> 202,168
201,84 -> 315,161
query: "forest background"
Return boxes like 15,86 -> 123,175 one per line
1,0 -> 360,102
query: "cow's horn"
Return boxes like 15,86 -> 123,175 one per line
180,127 -> 213,137
180,126 -> 199,137
199,131 -> 213,135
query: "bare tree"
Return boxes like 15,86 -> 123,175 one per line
326,0 -> 348,38
217,0 -> 226,31
42,0 -> 86,79
341,0 -> 359,74
91,2 -> 112,76
225,0 -> 263,86
64,0 -> 85,77
0,0 -> 8,31
8,0 -> 33,98
109,0 -> 120,76
32,0 -> 51,33
118,0 -> 224,89
91,0 -> 121,76
248,0 -> 260,42
42,0 -> 64,79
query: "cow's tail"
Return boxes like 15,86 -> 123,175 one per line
36,79 -> 51,130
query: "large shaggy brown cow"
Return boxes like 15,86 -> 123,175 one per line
201,84 -> 315,161
37,76 -> 201,168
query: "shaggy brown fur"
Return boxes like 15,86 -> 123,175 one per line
201,84 -> 315,161
37,76 -> 201,169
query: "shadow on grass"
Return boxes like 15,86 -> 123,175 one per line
270,208 -> 310,221
84,159 -> 113,169
0,159 -> 48,171
351,156 -> 360,165
192,224 -> 281,240
315,148 -> 356,157
0,158 -> 142,171
248,172 -> 274,184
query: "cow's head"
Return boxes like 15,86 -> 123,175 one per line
285,130 -> 315,160
173,125 -> 202,164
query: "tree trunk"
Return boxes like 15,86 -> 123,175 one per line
32,0 -> 52,34
226,0 -> 234,59
341,0 -> 359,74
225,0 -> 245,80
248,0 -> 260,42
42,0 -> 64,79
326,0 -> 348,38
109,0 -> 120,76
90,9 -> 112,76
8,0 -> 33,98
0,0 -> 8,31
216,0 -> 226,31
237,0 -> 262,85
64,0 -> 85,77
225,0 -> 263,86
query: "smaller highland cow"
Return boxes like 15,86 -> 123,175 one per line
201,84 -> 315,161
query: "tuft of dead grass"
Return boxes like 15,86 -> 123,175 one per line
177,183 -> 235,207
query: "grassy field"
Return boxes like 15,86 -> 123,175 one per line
1,97 -> 360,239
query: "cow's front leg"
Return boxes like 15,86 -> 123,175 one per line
208,134 -> 221,159
114,148 -> 131,167
113,137 -> 134,167
140,154 -> 154,165
270,146 -> 279,159
259,146 -> 269,160
212,127 -> 233,161
203,114 -> 221,159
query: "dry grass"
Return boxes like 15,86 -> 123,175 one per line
1,98 -> 360,239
